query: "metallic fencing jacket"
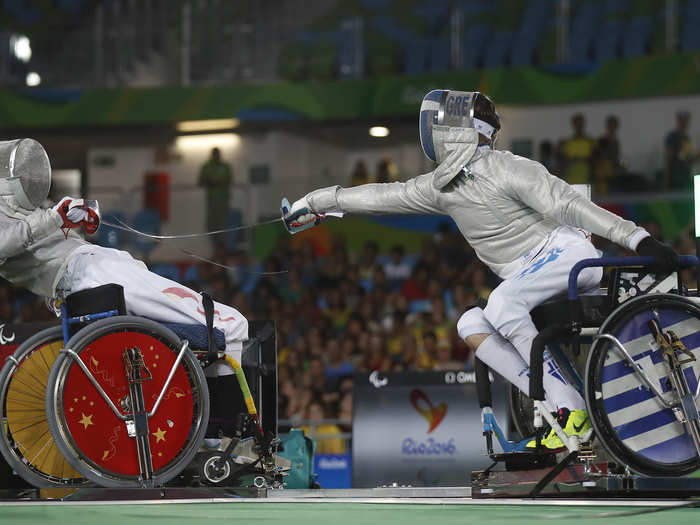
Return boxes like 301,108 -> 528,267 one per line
0,197 -> 86,297
306,146 -> 647,279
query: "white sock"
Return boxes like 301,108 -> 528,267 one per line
475,333 -> 556,412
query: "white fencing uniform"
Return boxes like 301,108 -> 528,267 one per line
458,227 -> 601,410
0,197 -> 248,373
297,136 -> 649,410
57,245 -> 248,370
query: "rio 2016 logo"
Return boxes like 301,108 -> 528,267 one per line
410,388 -> 447,433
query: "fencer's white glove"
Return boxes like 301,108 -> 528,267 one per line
281,196 -> 324,235
53,197 -> 101,237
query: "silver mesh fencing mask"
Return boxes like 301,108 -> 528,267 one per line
419,90 -> 497,162
0,138 -> 51,209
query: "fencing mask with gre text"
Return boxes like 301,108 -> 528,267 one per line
419,90 -> 500,163
0,138 -> 51,210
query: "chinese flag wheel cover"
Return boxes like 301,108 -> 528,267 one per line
60,331 -> 195,476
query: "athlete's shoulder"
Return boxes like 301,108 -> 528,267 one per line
481,149 -> 547,175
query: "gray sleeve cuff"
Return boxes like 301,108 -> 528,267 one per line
26,209 -> 62,243
306,186 -> 341,214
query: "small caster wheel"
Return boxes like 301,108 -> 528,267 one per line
200,452 -> 233,485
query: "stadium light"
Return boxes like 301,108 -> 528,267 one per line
10,35 -> 31,63
25,72 -> 41,87
176,118 -> 240,132
369,126 -> 390,137
175,133 -> 240,151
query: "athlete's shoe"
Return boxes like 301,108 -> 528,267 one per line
526,408 -> 591,451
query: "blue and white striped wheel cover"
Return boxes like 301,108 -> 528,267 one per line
600,307 -> 700,463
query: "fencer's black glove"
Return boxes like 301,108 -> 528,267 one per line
635,236 -> 679,275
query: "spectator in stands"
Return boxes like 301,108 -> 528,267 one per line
349,160 -> 369,187
338,391 -> 353,431
432,339 -> 462,371
198,147 -> 233,246
375,157 -> 399,183
664,111 -> 698,190
401,264 -> 429,301
383,244 -> 412,286
301,401 -> 345,454
594,115 -> 622,195
0,283 -> 15,323
324,337 -> 354,384
417,330 -> 438,369
357,240 -> 379,281
362,334 -> 391,371
558,113 -> 596,185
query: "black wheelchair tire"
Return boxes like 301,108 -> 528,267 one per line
584,293 -> 700,477
45,316 -> 210,488
0,326 -> 90,488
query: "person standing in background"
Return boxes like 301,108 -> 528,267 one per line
375,157 -> 400,183
664,111 -> 698,191
349,160 -> 369,186
593,115 -> 622,195
198,147 -> 233,241
558,113 -> 595,185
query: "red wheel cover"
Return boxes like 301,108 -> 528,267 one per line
61,331 -> 196,476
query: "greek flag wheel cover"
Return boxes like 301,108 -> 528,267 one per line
585,293 -> 700,477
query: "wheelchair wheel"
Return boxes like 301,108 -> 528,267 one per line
45,316 -> 209,488
585,293 -> 700,477
0,326 -> 87,487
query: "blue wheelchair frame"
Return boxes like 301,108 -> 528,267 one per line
60,303 -> 120,345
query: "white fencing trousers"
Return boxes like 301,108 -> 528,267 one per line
458,227 -> 602,411
58,245 -> 248,377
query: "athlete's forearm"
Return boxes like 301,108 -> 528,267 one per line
306,174 -> 442,216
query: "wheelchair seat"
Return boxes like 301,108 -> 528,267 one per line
531,294 -> 612,331
162,322 -> 225,351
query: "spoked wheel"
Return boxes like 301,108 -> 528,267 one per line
199,451 -> 234,485
585,294 -> 700,477
45,316 -> 209,487
0,326 -> 88,488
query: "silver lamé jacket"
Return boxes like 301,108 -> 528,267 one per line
305,133 -> 647,279
0,196 -> 86,297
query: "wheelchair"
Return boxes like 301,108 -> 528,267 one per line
0,284 -> 279,489
475,255 -> 700,489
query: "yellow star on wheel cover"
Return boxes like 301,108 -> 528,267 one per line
152,427 -> 167,443
79,413 -> 94,430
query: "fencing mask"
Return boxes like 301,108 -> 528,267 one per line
0,138 -> 51,210
419,90 -> 500,163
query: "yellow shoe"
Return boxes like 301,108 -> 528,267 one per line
525,408 -> 591,451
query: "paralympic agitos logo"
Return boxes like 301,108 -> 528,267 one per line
409,388 -> 447,433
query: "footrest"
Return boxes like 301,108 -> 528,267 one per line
489,451 -> 558,471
